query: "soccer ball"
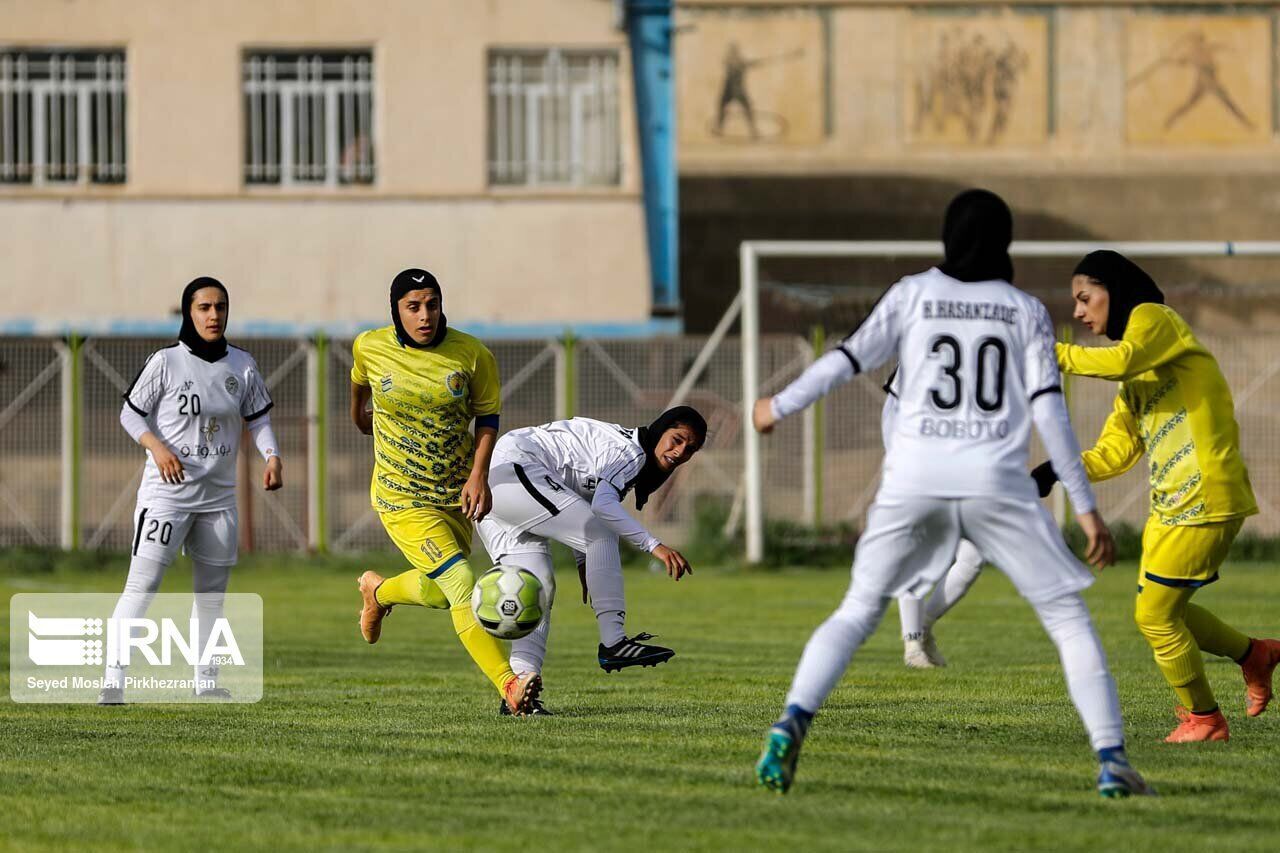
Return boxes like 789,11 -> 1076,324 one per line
471,565 -> 548,640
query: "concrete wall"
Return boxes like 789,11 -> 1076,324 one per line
0,0 -> 652,333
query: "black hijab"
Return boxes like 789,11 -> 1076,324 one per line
633,406 -> 708,511
938,189 -> 1014,283
390,268 -> 448,348
179,276 -> 229,363
1073,250 -> 1165,341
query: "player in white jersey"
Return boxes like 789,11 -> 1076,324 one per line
477,407 -> 706,714
752,190 -> 1151,798
881,370 -> 987,669
98,277 -> 282,705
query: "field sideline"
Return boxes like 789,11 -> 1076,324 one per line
2,555 -> 1278,851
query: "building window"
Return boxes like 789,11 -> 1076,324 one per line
488,49 -> 620,187
243,51 -> 374,187
0,50 -> 127,185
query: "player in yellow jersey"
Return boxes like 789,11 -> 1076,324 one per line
349,268 -> 540,715
1032,250 -> 1280,742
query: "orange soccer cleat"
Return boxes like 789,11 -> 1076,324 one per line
502,672 -> 543,716
357,570 -> 392,644
1165,708 -> 1229,743
1240,638 -> 1280,717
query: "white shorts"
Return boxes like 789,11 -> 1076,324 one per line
478,460 -> 587,561
130,505 -> 238,567
854,496 -> 1092,604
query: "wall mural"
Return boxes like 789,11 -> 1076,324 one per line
677,10 -> 825,147
904,13 -> 1049,147
1126,15 -> 1272,145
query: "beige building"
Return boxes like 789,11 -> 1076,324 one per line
0,0 -> 659,336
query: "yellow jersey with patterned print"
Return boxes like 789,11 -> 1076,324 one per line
1056,303 -> 1256,526
351,326 -> 501,512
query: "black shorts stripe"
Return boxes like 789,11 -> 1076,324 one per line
1029,385 -> 1062,402
514,464 -> 560,517
132,508 -> 148,556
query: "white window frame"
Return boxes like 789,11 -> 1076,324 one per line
0,50 -> 127,186
243,51 -> 375,188
488,48 -> 621,187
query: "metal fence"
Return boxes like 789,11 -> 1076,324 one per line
3,331 -> 1279,556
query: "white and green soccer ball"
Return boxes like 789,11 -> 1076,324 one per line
471,565 -> 548,640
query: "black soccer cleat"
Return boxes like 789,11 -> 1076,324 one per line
499,697 -> 554,716
97,687 -> 125,706
598,633 -> 675,673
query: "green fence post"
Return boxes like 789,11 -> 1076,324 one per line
315,333 -> 329,553
811,325 -> 825,527
559,331 -> 577,420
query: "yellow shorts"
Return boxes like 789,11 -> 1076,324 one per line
1138,517 -> 1244,592
380,506 -> 473,575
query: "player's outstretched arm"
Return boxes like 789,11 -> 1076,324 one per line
1056,304 -> 1185,381
590,482 -> 691,580
349,381 -> 373,435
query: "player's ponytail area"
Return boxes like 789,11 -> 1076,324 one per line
1,550 -> 1277,850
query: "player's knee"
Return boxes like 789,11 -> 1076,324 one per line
1134,600 -> 1181,648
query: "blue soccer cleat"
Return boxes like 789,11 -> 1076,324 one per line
1096,756 -> 1156,798
756,727 -> 801,794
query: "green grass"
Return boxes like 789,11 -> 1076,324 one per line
2,555 -> 1279,851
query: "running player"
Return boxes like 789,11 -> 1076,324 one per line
351,268 -> 540,715
883,370 -> 987,669
99,277 -> 282,705
476,407 -> 706,714
752,190 -> 1151,798
1033,250 -> 1280,742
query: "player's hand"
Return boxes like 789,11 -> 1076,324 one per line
152,444 -> 185,484
652,544 -> 692,581
752,397 -> 777,434
1076,509 -> 1115,570
460,474 -> 492,522
1030,461 -> 1058,498
263,456 -> 283,491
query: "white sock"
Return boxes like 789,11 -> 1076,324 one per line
924,538 -> 985,628
1032,593 -> 1125,751
785,583 -> 889,712
192,560 -> 231,693
104,556 -> 168,689
898,595 -> 925,641
585,533 -> 626,647
507,551 -> 556,675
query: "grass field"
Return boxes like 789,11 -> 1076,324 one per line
2,554 -> 1279,851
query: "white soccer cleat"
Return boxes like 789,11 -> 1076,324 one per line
904,632 -> 947,669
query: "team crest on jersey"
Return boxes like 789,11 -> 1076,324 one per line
224,375 -> 239,395
380,375 -> 393,393
444,371 -> 466,398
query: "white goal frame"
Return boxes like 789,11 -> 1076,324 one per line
739,240 -> 1280,563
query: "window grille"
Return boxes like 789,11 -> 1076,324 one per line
0,50 -> 127,185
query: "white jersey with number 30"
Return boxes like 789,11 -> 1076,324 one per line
125,343 -> 273,512
772,267 -> 1091,507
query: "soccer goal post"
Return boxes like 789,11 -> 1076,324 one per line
739,239 -> 1280,564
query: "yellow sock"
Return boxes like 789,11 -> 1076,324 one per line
374,568 -> 430,607
1136,582 -> 1218,712
1185,603 -> 1251,661
451,601 -> 516,693
1170,674 -> 1218,713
